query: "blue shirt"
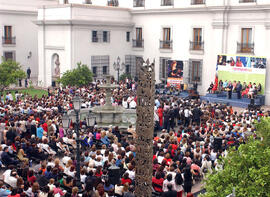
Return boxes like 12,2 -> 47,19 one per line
0,188 -> 11,197
37,127 -> 44,139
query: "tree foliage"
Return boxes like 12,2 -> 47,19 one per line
201,118 -> 270,197
0,58 -> 26,92
119,72 -> 132,82
58,62 -> 93,87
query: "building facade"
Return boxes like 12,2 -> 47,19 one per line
5,0 -> 269,104
0,0 -> 57,81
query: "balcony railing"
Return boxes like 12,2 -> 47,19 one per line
92,37 -> 99,42
160,40 -> 173,49
191,0 -> 205,5
134,0 -> 145,7
237,42 -> 254,53
108,0 -> 119,6
190,41 -> 204,50
161,0 -> 174,6
239,0 -> 256,3
2,37 -> 16,45
132,39 -> 144,48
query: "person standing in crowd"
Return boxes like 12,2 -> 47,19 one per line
192,105 -> 203,126
227,81 -> 233,99
184,107 -> 192,127
157,105 -> 164,128
162,184 -> 177,197
27,67 -> 31,79
183,166 -> 193,195
236,81 -> 242,99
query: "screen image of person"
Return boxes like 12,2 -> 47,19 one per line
169,61 -> 183,78
236,57 -> 243,67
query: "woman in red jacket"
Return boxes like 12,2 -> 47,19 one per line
152,172 -> 164,193
121,173 -> 132,185
157,105 -> 164,127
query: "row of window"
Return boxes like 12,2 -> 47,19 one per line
133,27 -> 254,53
124,0 -> 257,7
90,55 -> 202,83
62,0 -> 256,7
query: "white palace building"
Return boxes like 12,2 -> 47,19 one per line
1,0 -> 270,104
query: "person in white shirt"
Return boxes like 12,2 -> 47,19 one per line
48,179 -> 56,191
129,99 -> 136,109
163,174 -> 176,192
201,155 -> 212,179
5,170 -> 17,188
126,164 -> 135,180
122,98 -> 128,109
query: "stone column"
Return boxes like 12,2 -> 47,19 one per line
135,59 -> 155,197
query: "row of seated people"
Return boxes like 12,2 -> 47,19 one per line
208,80 -> 262,99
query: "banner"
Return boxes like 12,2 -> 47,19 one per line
216,54 -> 267,94
167,60 -> 183,87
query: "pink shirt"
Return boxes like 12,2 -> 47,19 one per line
96,133 -> 101,140
53,187 -> 65,196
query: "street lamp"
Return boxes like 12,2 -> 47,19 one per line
62,94 -> 83,189
113,56 -> 125,83
62,98 -> 96,190
87,110 -> 96,129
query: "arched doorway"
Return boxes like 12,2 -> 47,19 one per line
51,53 -> 60,87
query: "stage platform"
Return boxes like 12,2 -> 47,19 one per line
201,92 -> 265,108
155,89 -> 265,108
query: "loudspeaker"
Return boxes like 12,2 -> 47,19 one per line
213,137 -> 222,152
108,167 -> 121,185
250,98 -> 255,105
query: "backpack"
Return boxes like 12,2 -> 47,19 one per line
175,173 -> 183,185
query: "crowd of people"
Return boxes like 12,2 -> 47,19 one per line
208,80 -> 262,99
0,78 -> 266,197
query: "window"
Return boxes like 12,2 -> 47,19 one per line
126,32 -> 130,42
191,0 -> 205,5
125,64 -> 131,74
190,28 -> 203,50
136,28 -> 142,41
92,66 -> 97,76
92,31 -> 110,43
85,0 -> 92,4
108,0 -> 119,6
189,60 -> 202,84
238,28 -> 253,53
92,31 -> 98,42
125,55 -> 139,78
241,28 -> 252,45
239,0 -> 256,3
103,31 -> 110,42
159,57 -> 170,80
161,0 -> 173,6
134,0 -> 145,7
163,28 -> 171,41
160,28 -> 172,49
133,28 -> 143,47
91,56 -> 110,78
3,51 -> 15,61
3,26 -> 15,45
102,66 -> 108,75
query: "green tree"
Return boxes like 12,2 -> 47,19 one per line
0,58 -> 26,92
58,62 -> 93,87
119,72 -> 132,82
201,118 -> 270,197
